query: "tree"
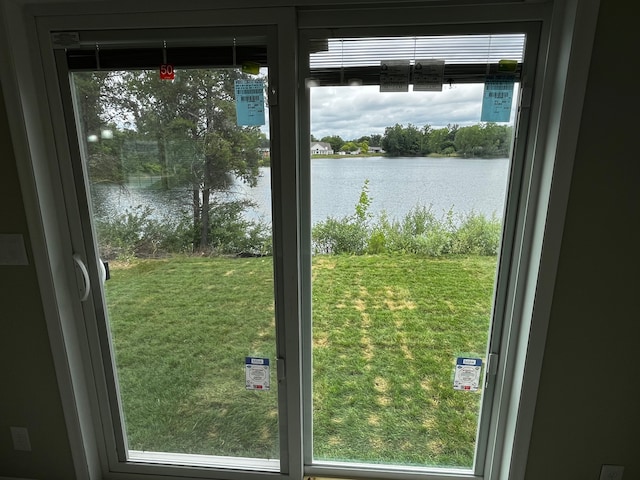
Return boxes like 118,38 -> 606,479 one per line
321,135 -> 345,153
454,123 -> 512,157
428,124 -> 457,156
341,141 -> 359,153
454,124 -> 484,157
381,124 -> 403,155
369,134 -> 382,148
480,123 -> 513,156
421,124 -> 432,155
381,123 -> 425,156
101,68 -> 263,250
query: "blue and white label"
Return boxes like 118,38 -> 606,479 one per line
458,358 -> 482,366
454,357 -> 483,391
245,357 -> 270,391
481,75 -> 515,123
235,79 -> 265,126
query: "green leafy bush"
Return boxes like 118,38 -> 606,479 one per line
96,200 -> 272,260
452,212 -> 502,255
96,180 -> 500,259
312,180 -> 371,255
95,205 -> 190,260
372,207 -> 456,256
203,199 -> 272,255
312,216 -> 369,255
366,229 -> 387,254
311,181 -> 502,257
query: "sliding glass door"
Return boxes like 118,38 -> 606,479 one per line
47,8 -> 543,479
301,29 -> 532,474
59,30 -> 286,471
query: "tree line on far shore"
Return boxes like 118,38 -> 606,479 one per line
314,122 -> 513,158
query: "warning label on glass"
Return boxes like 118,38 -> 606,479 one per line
453,357 -> 483,391
413,59 -> 445,92
245,357 -> 270,391
380,60 -> 410,92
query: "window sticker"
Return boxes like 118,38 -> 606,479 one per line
245,357 -> 270,391
481,75 -> 515,122
235,79 -> 265,126
159,64 -> 175,80
498,59 -> 518,73
412,59 -> 445,91
453,357 -> 483,391
380,60 -> 410,92
242,61 -> 261,75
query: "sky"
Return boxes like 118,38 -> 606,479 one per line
305,33 -> 524,140
309,83 -> 512,141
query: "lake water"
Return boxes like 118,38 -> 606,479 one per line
93,156 -> 510,226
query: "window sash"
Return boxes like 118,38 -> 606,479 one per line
52,23 -> 299,479
298,21 -> 542,479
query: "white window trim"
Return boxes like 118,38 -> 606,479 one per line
0,1 -> 600,480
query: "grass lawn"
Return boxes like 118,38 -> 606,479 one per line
105,253 -> 496,468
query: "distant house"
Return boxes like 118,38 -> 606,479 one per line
369,146 -> 384,154
311,141 -> 334,155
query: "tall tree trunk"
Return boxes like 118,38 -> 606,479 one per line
158,130 -> 169,190
192,183 -> 200,252
200,187 -> 210,250
199,156 -> 213,250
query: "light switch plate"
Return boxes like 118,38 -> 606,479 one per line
10,426 -> 32,451
600,464 -> 624,480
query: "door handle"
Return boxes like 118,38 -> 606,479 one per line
72,253 -> 90,302
98,258 -> 110,284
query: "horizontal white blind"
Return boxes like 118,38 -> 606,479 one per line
309,34 -> 526,85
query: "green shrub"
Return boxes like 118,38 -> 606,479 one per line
312,216 -> 369,255
412,228 -> 453,256
95,205 -> 190,260
95,181 -> 501,259
311,193 -> 502,257
452,212 -> 501,255
203,199 -> 272,255
366,207 -> 456,256
367,229 -> 387,254
312,180 -> 372,255
96,200 -> 272,259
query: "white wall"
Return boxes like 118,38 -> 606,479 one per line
524,2 -> 640,478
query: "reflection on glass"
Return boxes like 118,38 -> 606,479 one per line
72,67 -> 278,460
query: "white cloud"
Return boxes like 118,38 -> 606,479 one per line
310,83 -> 489,140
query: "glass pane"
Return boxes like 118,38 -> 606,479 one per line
309,34 -> 522,469
71,66 -> 278,463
